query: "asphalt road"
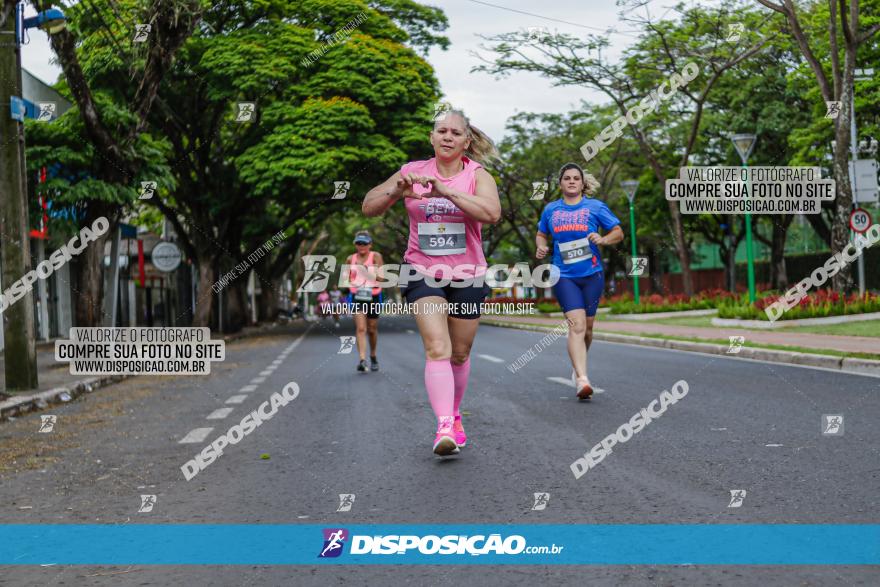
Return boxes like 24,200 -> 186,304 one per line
1,316 -> 878,585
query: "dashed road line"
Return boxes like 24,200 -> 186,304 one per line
179,428 -> 213,443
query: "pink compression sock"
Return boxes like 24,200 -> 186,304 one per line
424,359 -> 455,421
451,358 -> 471,418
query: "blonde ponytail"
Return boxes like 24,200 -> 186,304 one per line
558,162 -> 600,196
464,124 -> 500,165
583,173 -> 600,195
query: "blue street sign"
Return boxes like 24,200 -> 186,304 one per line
10,95 -> 25,121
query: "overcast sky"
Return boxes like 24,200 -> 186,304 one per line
21,1 -> 666,142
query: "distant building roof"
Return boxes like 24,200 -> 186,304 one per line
22,68 -> 71,119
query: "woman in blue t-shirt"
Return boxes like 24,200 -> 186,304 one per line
535,162 -> 624,400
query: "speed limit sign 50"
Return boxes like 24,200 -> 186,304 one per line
849,208 -> 872,233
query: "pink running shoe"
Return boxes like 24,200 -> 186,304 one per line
453,415 -> 467,447
433,416 -> 458,456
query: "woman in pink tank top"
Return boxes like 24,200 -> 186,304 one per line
347,230 -> 384,373
363,109 -> 501,457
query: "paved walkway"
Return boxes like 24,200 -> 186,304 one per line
0,343 -> 71,396
0,323 -> 293,396
486,314 -> 880,355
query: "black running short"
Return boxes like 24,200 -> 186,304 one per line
401,277 -> 491,320
347,292 -> 382,320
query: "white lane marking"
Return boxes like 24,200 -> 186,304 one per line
179,428 -> 214,444
547,377 -> 574,388
765,443 -> 784,447
226,395 -> 248,404
711,427 -> 728,431
406,329 -> 416,334
207,408 -> 235,420
477,354 -> 505,363
259,369 -> 273,376
251,376 -> 266,384
280,333 -> 307,356
271,361 -> 282,366
240,384 -> 257,392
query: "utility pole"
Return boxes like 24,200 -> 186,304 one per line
0,0 -> 38,390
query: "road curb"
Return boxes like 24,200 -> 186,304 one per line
608,308 -> 718,321
712,311 -> 880,329
482,320 -> 880,377
0,322 -> 290,423
0,375 -> 125,421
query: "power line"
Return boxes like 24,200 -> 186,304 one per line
464,0 -> 642,36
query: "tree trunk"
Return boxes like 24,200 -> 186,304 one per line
831,60 -> 855,291
259,277 -> 280,322
667,201 -> 693,296
225,280 -> 247,333
74,204 -> 113,327
769,215 -> 794,290
193,256 -> 215,327
646,245 -> 662,294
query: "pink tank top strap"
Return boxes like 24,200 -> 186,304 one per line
349,251 -> 380,294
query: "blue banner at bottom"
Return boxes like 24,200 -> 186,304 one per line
2,524 -> 878,565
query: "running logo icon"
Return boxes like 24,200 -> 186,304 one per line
527,26 -> 549,41
726,23 -> 743,42
531,182 -> 547,200
38,415 -> 56,433
825,101 -> 842,119
318,528 -> 349,558
727,336 -> 745,354
139,181 -> 157,200
37,102 -> 56,121
629,257 -> 648,276
531,492 -> 550,511
727,489 -> 747,508
236,102 -> 255,122
332,181 -> 350,200
432,101 -> 452,122
297,255 -> 337,292
337,337 -> 355,354
133,24 -> 151,42
822,414 -> 844,436
336,494 -> 355,512
138,494 -> 157,513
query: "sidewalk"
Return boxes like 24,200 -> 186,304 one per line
0,322 -> 299,417
0,343 -> 72,395
486,314 -> 880,356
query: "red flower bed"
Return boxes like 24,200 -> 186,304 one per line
722,289 -> 880,320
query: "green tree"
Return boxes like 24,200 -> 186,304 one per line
143,0 -> 448,327
756,0 -> 880,290
31,0 -> 205,326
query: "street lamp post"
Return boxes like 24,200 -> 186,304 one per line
621,180 -> 640,305
0,1 -> 66,391
731,134 -> 757,305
